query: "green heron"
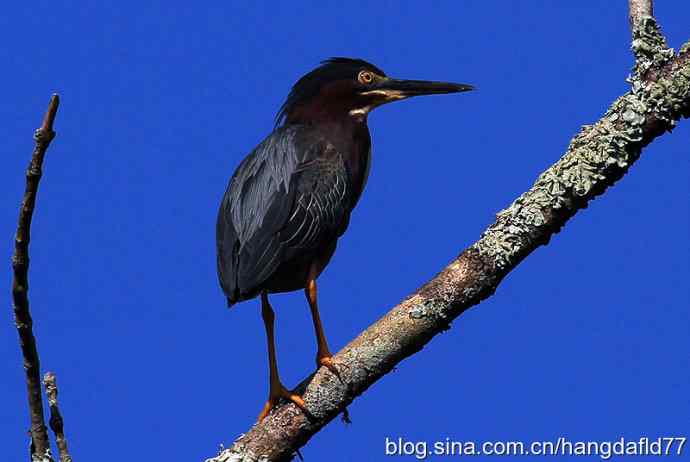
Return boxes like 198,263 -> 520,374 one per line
216,57 -> 472,421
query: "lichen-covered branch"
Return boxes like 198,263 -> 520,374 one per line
208,17 -> 690,462
43,373 -> 72,462
12,94 -> 60,462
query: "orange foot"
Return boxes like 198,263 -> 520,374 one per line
257,384 -> 306,423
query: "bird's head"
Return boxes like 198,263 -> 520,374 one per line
276,57 -> 473,125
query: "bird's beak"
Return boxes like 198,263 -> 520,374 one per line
361,78 -> 474,102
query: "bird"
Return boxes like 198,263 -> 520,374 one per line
216,57 -> 472,422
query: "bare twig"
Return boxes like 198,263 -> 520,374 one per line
43,373 -> 72,462
12,94 -> 60,461
209,9 -> 690,462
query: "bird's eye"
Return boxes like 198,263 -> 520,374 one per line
358,71 -> 374,84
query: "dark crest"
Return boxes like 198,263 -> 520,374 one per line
276,57 -> 386,125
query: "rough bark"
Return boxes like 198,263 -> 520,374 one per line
12,95 -> 60,462
629,0 -> 653,27
44,373 -> 72,462
208,16 -> 690,462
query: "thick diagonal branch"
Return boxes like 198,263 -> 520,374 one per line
12,94 -> 60,461
210,17 -> 690,462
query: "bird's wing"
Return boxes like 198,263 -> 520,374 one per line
217,126 -> 301,302
216,125 -> 351,302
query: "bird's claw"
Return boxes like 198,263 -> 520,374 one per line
258,384 -> 306,423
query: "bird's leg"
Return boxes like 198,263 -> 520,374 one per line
305,277 -> 339,376
258,292 -> 306,422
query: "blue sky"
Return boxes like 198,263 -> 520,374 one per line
1,2 -> 688,461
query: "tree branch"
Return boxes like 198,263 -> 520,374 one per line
209,12 -> 690,462
12,94 -> 60,462
629,0 -> 653,28
43,373 -> 72,462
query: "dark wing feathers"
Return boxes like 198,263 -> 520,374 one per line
229,127 -> 300,244
283,154 -> 348,245
216,125 -> 351,303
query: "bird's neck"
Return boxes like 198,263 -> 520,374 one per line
314,118 -> 371,207
309,116 -> 370,149
289,116 -> 371,206
285,98 -> 369,125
